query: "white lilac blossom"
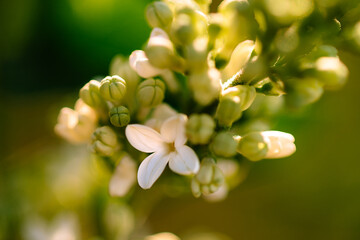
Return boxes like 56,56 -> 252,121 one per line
129,50 -> 163,78
125,114 -> 200,189
55,99 -> 97,144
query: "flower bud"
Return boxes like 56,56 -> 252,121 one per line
79,80 -> 105,108
254,78 -> 285,96
99,75 -> 127,103
145,1 -> 173,29
129,50 -> 163,78
109,155 -> 137,197
90,126 -> 119,156
145,28 -> 177,69
314,57 -> 348,90
186,114 -> 215,145
188,68 -> 221,106
171,13 -> 197,45
109,106 -> 130,127
286,78 -> 324,107
210,132 -> 237,157
236,132 -> 268,161
191,158 -> 225,197
137,78 -> 166,107
237,131 -> 296,161
216,85 -> 256,126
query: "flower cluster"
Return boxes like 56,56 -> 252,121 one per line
55,0 -> 355,200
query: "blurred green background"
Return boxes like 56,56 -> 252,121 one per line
1,0 -> 360,239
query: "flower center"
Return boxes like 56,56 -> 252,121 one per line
164,142 -> 176,153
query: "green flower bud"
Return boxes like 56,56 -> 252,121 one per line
314,57 -> 348,90
286,78 -> 324,107
186,114 -> 215,145
99,75 -> 127,103
216,85 -> 256,126
171,13 -> 197,45
236,132 -> 268,161
145,1 -> 173,29
215,97 -> 243,127
91,126 -> 119,156
255,78 -> 285,96
191,158 -> 225,198
137,78 -> 166,107
109,106 -> 130,127
210,132 -> 237,158
79,80 -> 105,108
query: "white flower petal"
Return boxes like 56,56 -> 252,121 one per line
137,151 -> 170,189
261,131 -> 296,158
160,114 -> 187,146
168,145 -> 200,175
125,124 -> 164,153
109,156 -> 137,197
129,50 -> 163,78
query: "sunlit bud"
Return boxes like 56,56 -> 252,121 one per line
237,131 -> 296,161
129,50 -> 163,78
109,55 -> 140,85
314,57 -> 348,90
137,78 -> 166,107
221,40 -> 255,80
79,80 -> 105,108
188,68 -> 221,106
90,126 -> 119,156
208,14 -> 223,41
99,75 -> 127,103
216,85 -> 256,126
186,114 -> 215,145
54,99 -> 97,144
191,158 -> 225,197
286,78 -> 324,107
236,132 -> 268,161
145,103 -> 177,131
145,232 -> 180,240
145,28 -> 177,69
109,106 -> 130,127
109,155 -> 137,197
254,78 -> 285,96
171,13 -> 197,45
146,1 -> 173,29
210,132 -> 238,157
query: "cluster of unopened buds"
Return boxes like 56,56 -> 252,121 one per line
55,0 -> 350,201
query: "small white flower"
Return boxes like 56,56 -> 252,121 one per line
261,131 -> 296,158
109,155 -> 137,197
54,99 -> 97,144
129,50 -> 163,78
125,114 -> 200,189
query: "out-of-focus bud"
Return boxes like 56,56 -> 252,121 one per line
236,131 -> 296,161
137,78 -> 166,107
145,103 -> 177,131
216,85 -> 256,126
221,40 -> 255,80
216,0 -> 257,67
145,232 -> 180,240
254,77 -> 285,96
145,28 -> 179,69
313,57 -> 348,90
185,37 -> 209,73
109,106 -> 130,127
55,99 -> 98,144
110,55 -> 140,85
208,14 -> 223,43
99,75 -> 127,103
188,68 -> 221,106
171,7 -> 208,45
191,158 -> 225,198
79,80 -> 105,108
109,155 -> 137,197
286,78 -> 324,107
210,132 -> 237,157
246,94 -> 284,118
306,45 -> 338,61
129,50 -> 163,78
145,1 -> 173,29
90,126 -> 119,156
186,114 -> 215,145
